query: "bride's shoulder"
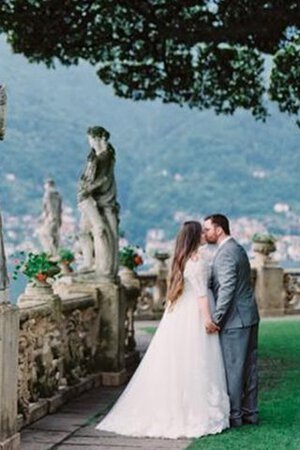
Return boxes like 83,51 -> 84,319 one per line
198,244 -> 217,263
188,247 -> 209,266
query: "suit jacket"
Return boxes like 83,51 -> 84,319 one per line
211,237 -> 259,329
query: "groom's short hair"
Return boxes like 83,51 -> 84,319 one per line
204,214 -> 230,235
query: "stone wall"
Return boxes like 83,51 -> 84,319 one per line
16,283 -> 126,429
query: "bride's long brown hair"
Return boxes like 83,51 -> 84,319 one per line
167,221 -> 202,306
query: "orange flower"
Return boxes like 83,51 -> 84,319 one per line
36,273 -> 47,282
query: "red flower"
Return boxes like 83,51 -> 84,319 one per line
134,255 -> 143,266
36,273 -> 47,282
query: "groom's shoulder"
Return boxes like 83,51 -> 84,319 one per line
214,238 -> 240,261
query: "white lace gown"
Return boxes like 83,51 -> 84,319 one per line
96,251 -> 229,439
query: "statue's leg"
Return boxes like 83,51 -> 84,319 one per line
81,199 -> 111,277
104,208 -> 119,276
49,222 -> 59,256
37,224 -> 52,254
78,212 -> 94,269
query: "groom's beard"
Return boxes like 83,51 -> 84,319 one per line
205,237 -> 218,244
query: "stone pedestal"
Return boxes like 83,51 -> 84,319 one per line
60,276 -> 126,384
18,281 -> 61,308
97,281 -> 126,373
254,264 -> 285,317
0,303 -> 20,450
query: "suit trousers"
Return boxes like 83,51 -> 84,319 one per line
219,324 -> 259,426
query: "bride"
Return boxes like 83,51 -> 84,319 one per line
96,221 -> 229,439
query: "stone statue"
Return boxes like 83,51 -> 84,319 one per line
0,85 -> 6,141
78,126 -> 119,279
0,85 -> 9,302
0,213 -> 9,302
38,179 -> 62,255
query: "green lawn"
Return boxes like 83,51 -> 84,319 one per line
188,318 -> 300,450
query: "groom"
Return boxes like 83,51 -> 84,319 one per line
203,214 -> 259,428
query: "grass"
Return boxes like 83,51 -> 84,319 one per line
188,318 -> 300,450
141,326 -> 158,335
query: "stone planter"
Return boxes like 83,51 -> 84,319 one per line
119,267 -> 140,292
252,241 -> 276,255
252,239 -> 276,267
18,278 -> 57,305
60,260 -> 74,275
119,267 -> 141,353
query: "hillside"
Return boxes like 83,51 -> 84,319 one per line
1,38 -> 300,243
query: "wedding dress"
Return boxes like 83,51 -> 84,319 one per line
96,248 -> 229,439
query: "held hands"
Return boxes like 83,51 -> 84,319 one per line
205,320 -> 220,334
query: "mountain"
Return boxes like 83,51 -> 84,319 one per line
1,37 -> 300,243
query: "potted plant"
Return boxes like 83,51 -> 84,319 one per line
119,246 -> 143,271
251,233 -> 276,255
58,248 -> 75,274
119,245 -> 143,287
13,251 -> 61,288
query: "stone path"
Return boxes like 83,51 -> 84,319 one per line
20,321 -> 192,450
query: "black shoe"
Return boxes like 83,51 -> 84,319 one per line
230,418 -> 243,428
243,416 -> 259,425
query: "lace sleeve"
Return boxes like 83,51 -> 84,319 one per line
189,258 -> 208,298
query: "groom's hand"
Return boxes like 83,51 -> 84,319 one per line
205,321 -> 220,334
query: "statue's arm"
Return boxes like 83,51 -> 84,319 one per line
81,152 -> 113,195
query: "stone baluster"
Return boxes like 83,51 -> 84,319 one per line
120,268 -> 140,352
152,252 -> 169,312
0,213 -> 20,450
283,270 -> 300,314
251,240 -> 284,317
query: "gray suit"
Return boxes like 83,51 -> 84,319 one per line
211,237 -> 259,426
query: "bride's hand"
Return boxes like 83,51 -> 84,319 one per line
205,320 -> 220,334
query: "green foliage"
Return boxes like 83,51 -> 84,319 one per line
58,248 -> 74,263
251,233 -> 276,244
13,251 -> 61,283
269,40 -> 300,126
119,246 -> 143,270
0,1 -> 299,123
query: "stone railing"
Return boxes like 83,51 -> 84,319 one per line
135,252 -> 169,320
15,277 -> 127,430
136,271 -> 158,319
283,268 -> 300,314
136,259 -> 300,319
17,290 -> 102,427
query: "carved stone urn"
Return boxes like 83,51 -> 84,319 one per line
18,265 -> 61,304
252,236 -> 276,267
60,260 -> 74,275
119,266 -> 140,290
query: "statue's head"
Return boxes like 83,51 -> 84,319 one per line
44,178 -> 56,190
87,126 -> 110,155
87,126 -> 110,141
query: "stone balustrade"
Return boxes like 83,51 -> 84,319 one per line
135,251 -> 170,320
283,268 -> 300,314
136,271 -> 159,319
17,289 -> 103,428
15,275 -> 130,430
